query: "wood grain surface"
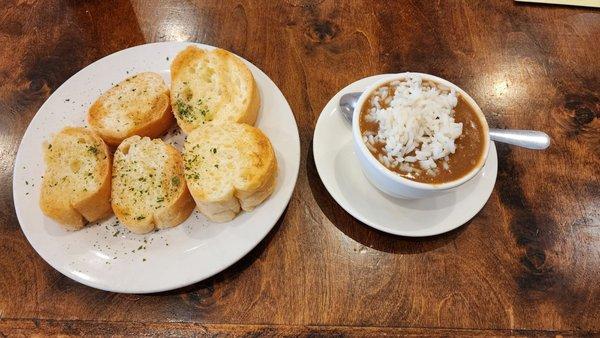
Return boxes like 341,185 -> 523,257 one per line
1,0 -> 599,336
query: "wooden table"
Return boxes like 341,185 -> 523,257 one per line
1,1 -> 598,336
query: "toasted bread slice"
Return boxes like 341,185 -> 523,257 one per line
40,127 -> 112,230
183,122 -> 277,222
88,72 -> 173,146
112,136 -> 195,234
170,46 -> 260,133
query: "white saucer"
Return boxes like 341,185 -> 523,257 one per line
312,75 -> 497,237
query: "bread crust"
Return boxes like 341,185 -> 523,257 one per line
211,48 -> 260,126
195,197 -> 241,223
40,127 -> 112,230
71,140 -> 113,222
88,72 -> 174,146
239,71 -> 260,126
153,145 -> 197,229
237,158 -> 277,212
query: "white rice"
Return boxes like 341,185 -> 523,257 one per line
362,74 -> 462,176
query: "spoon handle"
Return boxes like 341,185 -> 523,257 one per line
489,129 -> 550,150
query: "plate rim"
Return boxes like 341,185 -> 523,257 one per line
12,41 -> 301,293
312,74 -> 497,237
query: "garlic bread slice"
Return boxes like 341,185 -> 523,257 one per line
40,127 -> 112,230
88,72 -> 173,146
183,122 -> 277,222
170,47 -> 260,133
112,136 -> 195,234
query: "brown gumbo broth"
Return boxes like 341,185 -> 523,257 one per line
359,84 -> 486,184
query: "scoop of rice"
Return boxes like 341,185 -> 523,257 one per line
363,74 -> 462,176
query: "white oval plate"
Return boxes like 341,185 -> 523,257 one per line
313,75 -> 497,237
13,42 -> 300,293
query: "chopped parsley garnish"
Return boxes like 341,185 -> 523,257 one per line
175,99 -> 194,122
175,97 -> 209,123
171,176 -> 180,186
135,215 -> 146,220
156,197 -> 164,203
186,173 -> 200,180
47,144 -> 52,149
87,145 -> 99,156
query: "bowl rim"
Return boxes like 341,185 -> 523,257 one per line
352,72 -> 490,191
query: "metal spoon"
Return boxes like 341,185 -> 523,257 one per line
339,92 -> 550,150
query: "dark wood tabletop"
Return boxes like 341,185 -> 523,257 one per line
1,0 -> 599,336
